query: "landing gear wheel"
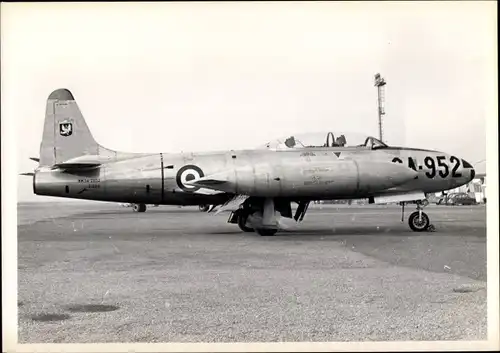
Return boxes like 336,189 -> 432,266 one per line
199,204 -> 210,212
408,211 -> 430,232
133,203 -> 147,213
237,213 -> 254,232
256,228 -> 278,236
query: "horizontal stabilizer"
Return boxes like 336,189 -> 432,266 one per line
50,155 -> 112,170
52,162 -> 101,170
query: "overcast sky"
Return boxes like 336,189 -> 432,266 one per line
2,2 -> 496,202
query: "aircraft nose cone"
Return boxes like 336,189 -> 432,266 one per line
461,159 -> 473,169
461,159 -> 475,182
470,168 -> 476,182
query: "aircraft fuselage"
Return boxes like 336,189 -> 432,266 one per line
33,146 -> 474,204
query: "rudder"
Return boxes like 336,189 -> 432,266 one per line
39,89 -> 109,166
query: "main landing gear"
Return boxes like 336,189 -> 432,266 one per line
199,204 -> 210,212
234,210 -> 254,233
132,203 -> 147,212
401,200 -> 434,232
229,209 -> 278,236
228,198 -> 309,236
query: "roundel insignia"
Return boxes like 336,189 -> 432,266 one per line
176,165 -> 205,192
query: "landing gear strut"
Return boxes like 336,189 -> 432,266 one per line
401,200 -> 432,232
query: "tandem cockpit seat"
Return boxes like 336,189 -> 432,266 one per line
323,132 -> 346,147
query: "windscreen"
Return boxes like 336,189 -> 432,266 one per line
258,131 -> 387,150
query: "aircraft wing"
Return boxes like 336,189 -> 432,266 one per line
192,188 -> 226,196
51,155 -> 109,170
372,191 -> 426,204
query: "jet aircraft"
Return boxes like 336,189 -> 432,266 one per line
22,89 -> 476,236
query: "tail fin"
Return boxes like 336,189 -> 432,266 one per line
39,89 -> 116,166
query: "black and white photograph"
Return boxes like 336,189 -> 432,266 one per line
2,1 -> 498,352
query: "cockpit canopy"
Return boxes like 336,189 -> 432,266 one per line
258,131 -> 388,150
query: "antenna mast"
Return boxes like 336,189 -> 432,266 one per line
374,73 -> 386,142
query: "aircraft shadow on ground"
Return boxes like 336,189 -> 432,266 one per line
61,209 -> 202,218
204,222 -> 484,238
204,226 -> 424,238
25,209 -> 483,239
89,209 -> 200,215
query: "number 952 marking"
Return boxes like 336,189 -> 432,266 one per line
392,156 -> 462,179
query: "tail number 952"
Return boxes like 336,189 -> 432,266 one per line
392,156 -> 462,179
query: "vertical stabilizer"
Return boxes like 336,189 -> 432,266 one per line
39,89 -> 115,166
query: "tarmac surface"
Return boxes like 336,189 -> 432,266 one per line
17,201 -> 487,343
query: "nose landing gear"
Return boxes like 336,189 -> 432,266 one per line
401,200 -> 434,232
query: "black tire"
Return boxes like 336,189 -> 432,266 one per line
408,211 -> 430,232
237,212 -> 254,232
199,204 -> 210,212
256,228 -> 278,236
133,203 -> 147,212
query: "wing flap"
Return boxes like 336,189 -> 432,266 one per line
214,195 -> 250,215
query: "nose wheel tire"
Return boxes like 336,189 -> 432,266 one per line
408,211 -> 430,232
133,203 -> 147,213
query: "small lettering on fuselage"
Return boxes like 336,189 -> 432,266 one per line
78,178 -> 101,189
303,167 -> 331,174
304,179 -> 335,186
78,178 -> 100,183
303,175 -> 335,186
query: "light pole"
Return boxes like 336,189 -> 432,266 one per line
374,73 -> 386,143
